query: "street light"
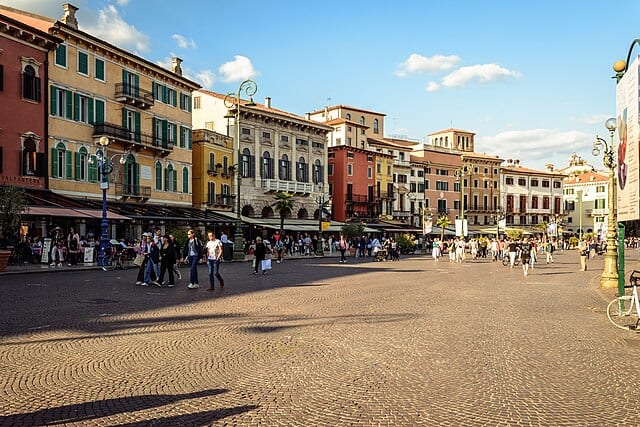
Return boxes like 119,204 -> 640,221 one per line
592,117 -> 618,289
316,183 -> 329,256
92,136 -> 126,266
224,80 -> 258,261
492,210 -> 504,240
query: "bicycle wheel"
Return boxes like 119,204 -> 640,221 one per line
502,257 -> 509,266
607,297 -> 640,330
119,256 -> 130,270
102,260 -> 116,271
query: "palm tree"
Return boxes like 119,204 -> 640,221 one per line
272,191 -> 295,233
436,215 -> 451,242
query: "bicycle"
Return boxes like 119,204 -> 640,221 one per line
102,247 -> 131,271
607,270 -> 640,331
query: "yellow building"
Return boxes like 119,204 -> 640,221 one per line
1,4 -> 201,237
192,129 -> 234,211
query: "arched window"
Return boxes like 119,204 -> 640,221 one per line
279,154 -> 291,181
155,161 -> 163,190
208,152 -> 215,171
22,65 -> 40,101
313,159 -> 323,184
345,113 -> 351,120
22,138 -> 37,176
165,163 -> 177,192
296,156 -> 308,182
75,146 -> 88,181
373,119 -> 379,134
359,116 -> 365,125
262,151 -> 274,179
51,142 -> 68,178
242,148 -> 254,178
182,167 -> 189,193
123,153 -> 139,195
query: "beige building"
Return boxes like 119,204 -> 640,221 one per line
460,152 -> 504,226
1,4 -> 201,237
193,91 -> 331,222
191,129 -> 234,211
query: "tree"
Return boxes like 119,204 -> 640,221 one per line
341,222 -> 364,241
272,192 -> 295,233
0,185 -> 27,241
436,215 -> 451,241
536,221 -> 549,240
506,228 -> 524,241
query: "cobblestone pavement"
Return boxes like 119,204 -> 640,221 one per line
1,250 -> 640,426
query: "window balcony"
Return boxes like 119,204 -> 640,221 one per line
93,122 -> 172,157
393,210 -> 411,218
261,179 -> 313,194
346,194 -> 375,204
115,83 -> 154,109
586,208 -> 608,216
115,183 -> 151,199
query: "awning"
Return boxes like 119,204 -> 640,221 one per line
73,209 -> 131,220
24,206 -> 92,218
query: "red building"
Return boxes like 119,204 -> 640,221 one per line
328,146 -> 377,222
0,13 -> 59,189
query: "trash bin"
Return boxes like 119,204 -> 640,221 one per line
223,242 -> 233,261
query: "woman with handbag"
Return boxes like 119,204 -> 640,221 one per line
253,236 -> 268,275
158,235 -> 176,287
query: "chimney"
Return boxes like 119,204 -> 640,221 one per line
546,163 -> 554,171
61,4 -> 79,29
305,113 -> 311,120
171,57 -> 183,76
265,97 -> 271,109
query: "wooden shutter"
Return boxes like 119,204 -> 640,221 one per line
88,155 -> 98,182
65,90 -> 72,118
95,99 -> 104,123
73,92 -> 80,121
187,129 -> 192,149
74,152 -> 80,180
51,147 -> 58,177
65,151 -> 72,178
173,169 -> 177,192
50,86 -> 57,115
88,98 -> 94,124
155,162 -> 162,190
172,123 -> 177,145
134,111 -> 141,142
164,167 -> 169,190
182,168 -> 188,193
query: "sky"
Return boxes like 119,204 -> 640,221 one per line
4,0 -> 640,171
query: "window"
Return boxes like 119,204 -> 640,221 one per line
518,178 -> 526,186
530,179 -> 539,187
387,165 -> 391,175
73,93 -> 94,124
347,152 -> 354,158
484,180 -> 488,189
328,164 -> 334,176
279,155 -> 291,181
543,196 -> 550,209
241,127 -> 251,135
94,99 -> 105,123
473,179 -> 478,188
55,44 -> 67,68
77,51 -> 89,75
553,181 -> 561,188
505,177 -> 514,185
262,152 -> 274,179
182,167 -> 189,193
94,58 -> 105,81
22,65 -> 41,102
347,164 -> 353,176
167,88 -> 177,107
263,131 -> 271,140
313,160 -> 323,184
373,119 -> 379,134
345,113 -> 351,120
595,199 -> 606,209
180,93 -> 191,112
454,182 -> 460,192
542,180 -> 550,188
280,135 -> 289,143
531,196 -> 539,209
51,142 -> 71,178
50,86 -> 72,119
193,96 -> 201,109
180,126 -> 191,148
22,138 -> 37,176
359,116 -> 365,125
241,149 -> 255,177
368,166 -> 372,179
167,122 -> 176,145
296,157 -> 308,182
74,147 -> 88,181
207,182 -> 215,204
436,181 -> 449,191
165,164 -> 177,192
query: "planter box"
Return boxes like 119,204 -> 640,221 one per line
0,250 -> 10,272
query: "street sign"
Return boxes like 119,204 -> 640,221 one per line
321,221 -> 331,231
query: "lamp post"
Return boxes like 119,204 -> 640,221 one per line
93,136 -> 127,266
493,210 -> 504,240
316,183 -> 328,256
224,80 -> 258,261
592,118 -> 619,289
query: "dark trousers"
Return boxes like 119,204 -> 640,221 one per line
340,249 -> 346,262
136,258 -> 157,282
188,255 -> 199,284
159,259 -> 175,285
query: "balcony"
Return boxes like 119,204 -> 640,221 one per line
586,208 -> 608,216
93,122 -> 172,157
346,194 -> 375,204
115,83 -> 154,109
379,192 -> 396,200
115,183 -> 151,199
262,179 -> 313,194
393,210 -> 411,218
393,159 -> 410,167
207,194 -> 232,208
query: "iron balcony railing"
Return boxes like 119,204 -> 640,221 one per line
93,122 -> 172,155
115,83 -> 154,108
115,183 -> 151,198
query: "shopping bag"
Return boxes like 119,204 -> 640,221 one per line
133,254 -> 145,267
261,259 -> 272,270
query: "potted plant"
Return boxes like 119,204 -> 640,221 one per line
0,185 -> 27,272
341,222 -> 364,256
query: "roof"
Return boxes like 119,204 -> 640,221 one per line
461,152 -> 504,162
383,137 -> 421,148
501,164 -> 567,177
428,128 -> 476,136
324,118 -> 369,129
563,171 -> 608,184
367,137 -> 415,151
308,104 -> 387,117
409,155 -> 429,164
198,90 -> 332,131
0,12 -> 61,47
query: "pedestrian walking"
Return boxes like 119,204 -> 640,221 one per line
579,240 -> 589,271
183,229 -> 203,289
169,233 -> 182,281
142,234 -> 160,287
205,230 -> 224,291
507,239 -> 518,268
338,235 -> 348,263
545,240 -> 554,264
158,235 -> 176,287
520,238 -> 532,276
253,236 -> 268,275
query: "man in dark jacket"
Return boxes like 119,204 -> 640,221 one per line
182,229 -> 203,289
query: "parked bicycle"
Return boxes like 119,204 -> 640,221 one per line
102,246 -> 133,271
607,270 -> 640,331
502,253 -> 520,267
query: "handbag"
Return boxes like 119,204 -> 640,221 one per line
261,259 -> 272,270
133,254 -> 145,267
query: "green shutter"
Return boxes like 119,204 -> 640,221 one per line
171,90 -> 177,107
172,169 -> 177,192
122,108 -> 128,128
88,98 -> 94,124
188,129 -> 192,149
79,52 -> 88,74
51,147 -> 58,177
187,95 -> 192,112
162,85 -> 168,103
134,163 -> 140,187
95,58 -> 104,80
122,69 -> 128,84
65,90 -> 72,119
155,163 -> 162,190
179,126 -> 185,148
162,120 -> 168,148
50,86 -> 57,115
88,155 -> 97,182
65,151 -> 72,179
182,168 -> 189,193
95,99 -> 104,123
55,44 -> 66,67
134,112 -> 141,142
73,92 -> 80,121
172,123 -> 177,145
164,167 -> 169,190
133,74 -> 139,97
74,152 -> 80,180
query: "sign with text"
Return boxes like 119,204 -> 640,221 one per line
41,238 -> 52,264
84,247 -> 94,263
455,219 -> 468,237
615,55 -> 640,221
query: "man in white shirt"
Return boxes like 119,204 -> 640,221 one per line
205,230 -> 224,292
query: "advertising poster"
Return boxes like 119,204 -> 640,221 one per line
423,217 -> 432,235
455,219 -> 468,237
615,55 -> 640,221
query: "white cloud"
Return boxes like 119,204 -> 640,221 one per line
441,64 -> 521,89
172,34 -> 196,49
579,114 -> 611,125
82,5 -> 150,53
116,0 -> 130,5
426,82 -> 440,92
394,53 -> 461,77
193,69 -> 216,89
218,56 -> 258,83
477,129 -> 592,166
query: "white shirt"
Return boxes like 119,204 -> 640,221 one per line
220,233 -> 228,243
206,238 -> 223,260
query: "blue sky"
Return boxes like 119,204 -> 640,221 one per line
5,0 -> 640,170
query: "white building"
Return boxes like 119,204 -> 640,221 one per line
563,171 -> 609,239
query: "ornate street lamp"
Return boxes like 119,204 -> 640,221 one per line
492,209 -> 504,240
316,183 -> 329,256
592,117 -> 618,289
92,136 -> 126,266
224,80 -> 257,261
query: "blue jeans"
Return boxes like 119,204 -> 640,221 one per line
143,258 -> 159,283
207,258 -> 223,287
188,255 -> 199,284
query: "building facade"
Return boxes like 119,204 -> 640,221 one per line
327,146 -> 376,222
460,152 -> 503,226
563,171 -> 609,239
191,129 -> 233,211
